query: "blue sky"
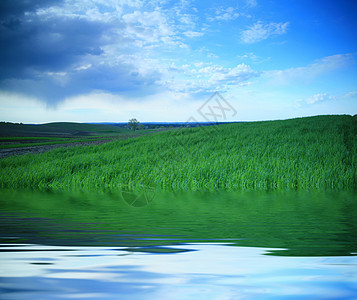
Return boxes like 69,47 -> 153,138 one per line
0,0 -> 356,123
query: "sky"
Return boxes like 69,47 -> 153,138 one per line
0,0 -> 356,123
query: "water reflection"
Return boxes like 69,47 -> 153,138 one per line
1,243 -> 356,300
1,189 -> 357,299
121,188 -> 155,208
0,189 -> 356,256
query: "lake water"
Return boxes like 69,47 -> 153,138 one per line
0,189 -> 356,299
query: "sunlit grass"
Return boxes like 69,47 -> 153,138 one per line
0,115 -> 356,191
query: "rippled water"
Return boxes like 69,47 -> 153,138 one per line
0,189 -> 356,299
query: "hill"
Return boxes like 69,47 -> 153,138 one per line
0,122 -> 129,137
0,115 -> 356,191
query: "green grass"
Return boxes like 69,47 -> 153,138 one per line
0,115 -> 356,191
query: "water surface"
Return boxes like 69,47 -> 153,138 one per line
0,189 -> 356,299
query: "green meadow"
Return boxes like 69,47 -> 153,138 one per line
0,115 -> 356,191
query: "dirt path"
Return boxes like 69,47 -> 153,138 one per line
0,139 -> 117,159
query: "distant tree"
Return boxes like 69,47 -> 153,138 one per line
139,124 -> 145,130
128,118 -> 139,131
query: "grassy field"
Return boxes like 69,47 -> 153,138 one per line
0,122 -> 160,149
0,115 -> 356,191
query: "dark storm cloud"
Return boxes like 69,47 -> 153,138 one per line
0,0 -> 64,18
0,0 -> 103,80
1,63 -> 160,103
0,0 -> 162,103
0,3 -> 109,78
71,64 -> 160,94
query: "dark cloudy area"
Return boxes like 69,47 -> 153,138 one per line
0,0 -> 162,103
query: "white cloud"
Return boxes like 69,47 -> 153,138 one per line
245,0 -> 258,8
216,7 -> 240,21
241,21 -> 289,43
237,52 -> 258,61
295,90 -> 357,108
297,93 -> 335,106
210,63 -> 257,83
159,63 -> 258,93
265,53 -> 354,85
179,14 -> 195,26
183,31 -> 204,38
122,10 -> 177,47
209,7 -> 240,22
237,52 -> 271,64
343,91 -> 357,98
